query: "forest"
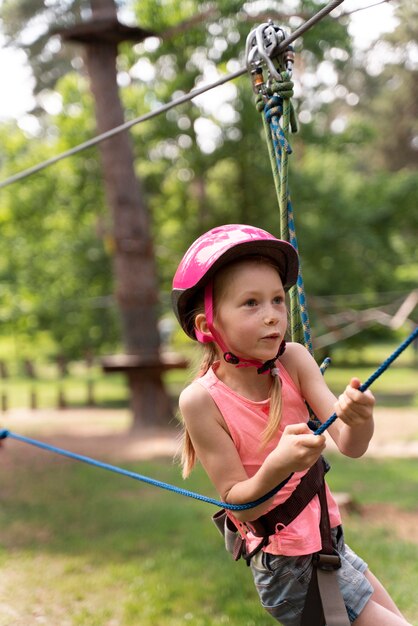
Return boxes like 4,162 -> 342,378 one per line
0,0 -> 416,362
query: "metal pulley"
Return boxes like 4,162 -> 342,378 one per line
245,20 -> 294,93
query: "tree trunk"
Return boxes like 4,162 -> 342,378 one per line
83,0 -> 172,428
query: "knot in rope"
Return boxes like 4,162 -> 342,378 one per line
264,94 -> 284,123
255,93 -> 265,113
269,76 -> 294,100
254,72 -> 297,133
265,101 -> 293,156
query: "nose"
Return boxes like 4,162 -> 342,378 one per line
265,317 -> 277,326
264,306 -> 279,325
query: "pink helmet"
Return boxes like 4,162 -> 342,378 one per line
172,224 -> 299,340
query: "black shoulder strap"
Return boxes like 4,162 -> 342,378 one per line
246,456 -> 328,537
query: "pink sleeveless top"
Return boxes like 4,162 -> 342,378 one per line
196,361 -> 341,556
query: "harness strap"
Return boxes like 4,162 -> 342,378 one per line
212,456 -> 328,564
213,456 -> 350,625
301,481 -> 350,626
246,456 -> 328,537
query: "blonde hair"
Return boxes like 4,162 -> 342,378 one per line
180,257 -> 285,478
180,342 -> 217,478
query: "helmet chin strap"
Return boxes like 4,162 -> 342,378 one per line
194,282 -> 286,374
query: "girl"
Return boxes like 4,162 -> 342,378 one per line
172,224 -> 411,626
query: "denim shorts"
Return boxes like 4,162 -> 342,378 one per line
249,527 -> 374,625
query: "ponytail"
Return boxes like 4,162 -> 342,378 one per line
260,372 -> 283,447
180,343 -> 218,478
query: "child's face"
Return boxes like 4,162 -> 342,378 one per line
214,259 -> 287,362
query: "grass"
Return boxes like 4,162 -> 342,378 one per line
326,453 -> 418,510
0,362 -> 129,410
0,340 -> 417,623
0,451 -> 418,625
325,454 -> 418,621
0,458 -> 267,625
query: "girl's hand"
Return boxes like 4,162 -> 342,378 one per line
334,377 -> 375,428
270,423 -> 326,474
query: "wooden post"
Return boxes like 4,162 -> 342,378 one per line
56,356 -> 67,409
0,361 -> 8,413
30,388 -> 38,410
85,350 -> 96,407
59,1 -> 172,428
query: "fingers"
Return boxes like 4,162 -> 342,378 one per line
282,424 -> 325,442
283,424 -> 325,447
283,423 -> 313,436
335,379 -> 375,426
281,423 -> 326,466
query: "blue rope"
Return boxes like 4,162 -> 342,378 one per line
1,326 -> 416,510
0,428 -> 287,511
315,325 -> 418,436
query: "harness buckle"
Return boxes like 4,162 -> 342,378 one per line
313,552 -> 341,571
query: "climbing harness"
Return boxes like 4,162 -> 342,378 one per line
213,456 -> 331,563
213,456 -> 350,626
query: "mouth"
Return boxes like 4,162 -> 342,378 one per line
261,333 -> 280,340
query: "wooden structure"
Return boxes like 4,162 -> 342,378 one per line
57,0 -> 180,428
102,352 -> 189,427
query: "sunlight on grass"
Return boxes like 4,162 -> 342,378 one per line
0,454 -> 417,625
0,337 -> 417,624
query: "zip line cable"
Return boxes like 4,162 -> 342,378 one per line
345,0 -> 393,17
0,0 -> 344,191
0,325 -> 416,511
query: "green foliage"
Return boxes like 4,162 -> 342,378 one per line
0,0 -> 416,357
0,74 -> 119,359
290,144 -> 418,298
0,0 -> 88,93
349,0 -> 418,172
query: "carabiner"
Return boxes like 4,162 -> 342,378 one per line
245,19 -> 295,91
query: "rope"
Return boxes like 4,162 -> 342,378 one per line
0,429 -> 287,512
0,0 -> 344,190
256,82 -> 314,353
1,326 -> 416,510
315,325 -> 418,435
0,71 -> 242,191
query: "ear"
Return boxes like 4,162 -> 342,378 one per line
194,313 -> 214,344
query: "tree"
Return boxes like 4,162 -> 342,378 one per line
124,0 -> 351,293
0,77 -> 118,359
0,0 -> 415,367
1,0 -> 172,427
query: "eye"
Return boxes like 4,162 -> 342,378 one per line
273,295 -> 284,305
244,298 -> 258,307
